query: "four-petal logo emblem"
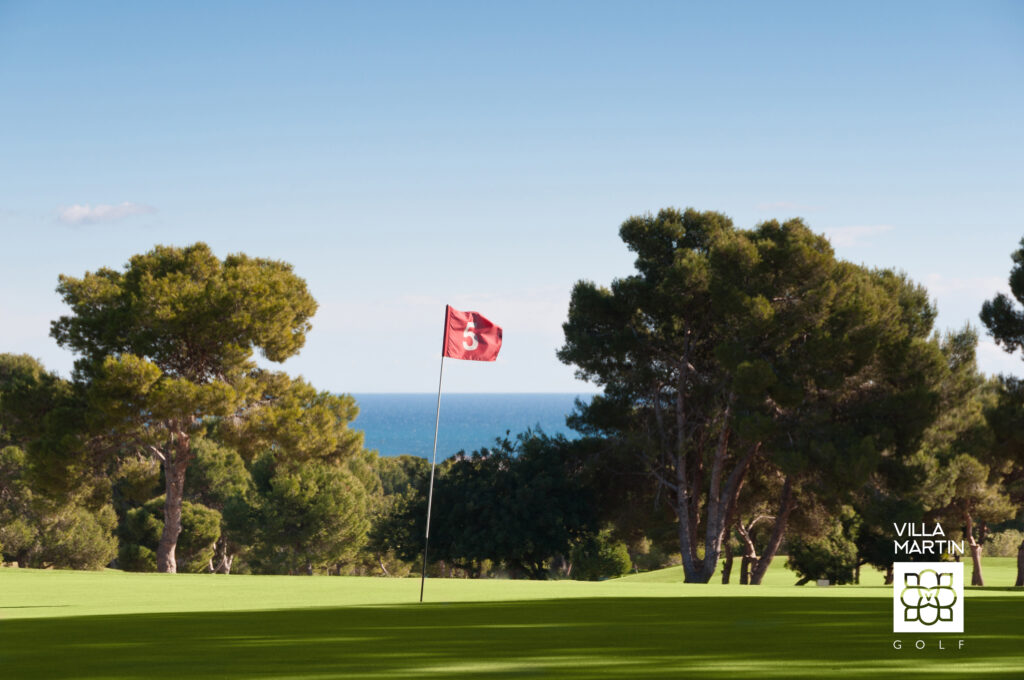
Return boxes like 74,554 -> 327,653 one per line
900,569 -> 958,625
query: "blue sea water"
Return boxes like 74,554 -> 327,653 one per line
350,393 -> 593,458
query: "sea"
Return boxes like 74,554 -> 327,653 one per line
350,393 -> 594,458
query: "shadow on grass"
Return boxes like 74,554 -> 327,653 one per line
2,596 -> 1021,679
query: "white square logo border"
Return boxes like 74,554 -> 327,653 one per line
893,561 -> 963,633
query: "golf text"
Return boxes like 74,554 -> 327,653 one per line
892,640 -> 965,650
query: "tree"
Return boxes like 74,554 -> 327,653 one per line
559,208 -> 944,583
227,451 -> 371,575
362,454 -> 429,576
985,377 -> 1024,585
184,438 -> 251,573
980,238 -> 1024,354
786,507 -> 859,586
383,432 -> 599,579
560,433 -> 678,571
1,444 -> 119,569
854,467 -> 931,585
50,242 -> 323,572
118,496 -> 222,572
919,329 -> 1012,586
980,237 -> 1024,586
937,454 -> 1013,585
728,458 -> 789,585
0,354 -> 118,569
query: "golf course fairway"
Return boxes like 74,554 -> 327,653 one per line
2,560 -> 1022,678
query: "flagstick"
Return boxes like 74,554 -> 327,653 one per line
420,353 -> 445,603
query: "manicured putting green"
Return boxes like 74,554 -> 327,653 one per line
2,560 -> 1021,678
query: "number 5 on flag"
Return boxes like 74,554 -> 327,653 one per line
443,306 -> 502,361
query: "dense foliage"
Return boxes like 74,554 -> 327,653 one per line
980,237 -> 1024,586
558,209 -> 947,583
1,354 -> 117,569
570,528 -> 633,581
381,432 -> 600,579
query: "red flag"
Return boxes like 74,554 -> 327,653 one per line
442,305 -> 502,361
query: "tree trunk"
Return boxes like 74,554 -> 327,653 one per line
965,512 -> 984,586
669,369 -> 713,584
721,541 -> 733,584
700,395 -> 734,583
1016,540 -> 1024,588
209,536 -> 233,574
969,541 -> 984,586
740,556 -> 753,584
676,443 -> 757,584
156,435 -> 191,573
736,518 -> 759,585
677,521 -> 710,582
675,454 -> 705,582
749,476 -> 795,585
884,563 -> 894,586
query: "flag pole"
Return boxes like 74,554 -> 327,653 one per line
420,306 -> 448,603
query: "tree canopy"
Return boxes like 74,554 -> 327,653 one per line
559,208 -> 945,582
382,433 -> 599,579
48,243 -> 349,572
0,354 -> 117,569
980,237 -> 1024,586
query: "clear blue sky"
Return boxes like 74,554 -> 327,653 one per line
1,1 -> 1022,392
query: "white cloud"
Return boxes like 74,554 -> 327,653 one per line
58,202 -> 156,225
821,224 -> 895,247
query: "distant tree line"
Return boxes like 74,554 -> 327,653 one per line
2,218 -> 1023,586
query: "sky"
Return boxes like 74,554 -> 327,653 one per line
1,1 -> 1022,393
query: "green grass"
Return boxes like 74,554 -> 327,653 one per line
2,559 -> 1022,679
619,555 -> 1021,589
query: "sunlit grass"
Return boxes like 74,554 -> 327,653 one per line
1,559 -> 1021,679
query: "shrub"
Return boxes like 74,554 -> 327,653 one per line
985,529 -> 1024,558
571,529 -> 632,581
787,518 -> 858,585
38,504 -> 118,570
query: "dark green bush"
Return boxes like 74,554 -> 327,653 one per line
786,519 -> 858,585
571,529 -> 632,581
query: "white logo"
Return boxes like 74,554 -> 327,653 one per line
893,562 -> 963,633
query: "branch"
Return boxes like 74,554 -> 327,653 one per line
649,466 -> 680,493
746,514 -> 772,531
721,442 -> 759,525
